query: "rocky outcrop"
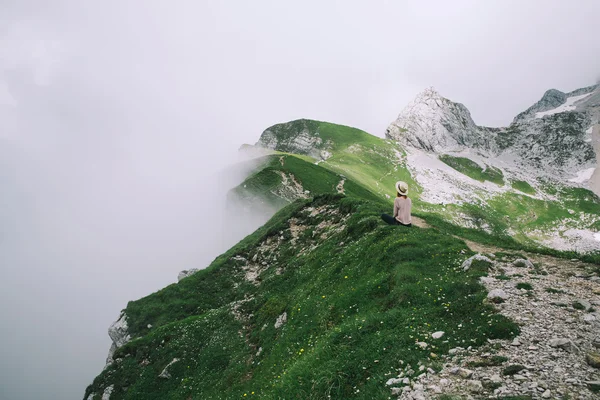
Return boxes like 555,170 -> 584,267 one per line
385,88 -> 497,153
256,119 -> 333,160
178,268 -> 199,282
158,358 -> 180,379
101,385 -> 114,400
514,85 -> 599,123
105,312 -> 131,366
513,89 -> 568,123
461,254 -> 493,271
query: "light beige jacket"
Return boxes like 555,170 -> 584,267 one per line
393,197 -> 412,225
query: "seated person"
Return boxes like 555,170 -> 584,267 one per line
381,181 -> 412,227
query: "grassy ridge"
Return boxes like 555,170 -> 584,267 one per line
259,120 -> 420,203
85,195 -> 518,399
229,154 -> 381,209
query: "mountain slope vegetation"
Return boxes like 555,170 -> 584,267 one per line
84,195 -> 518,400
86,84 -> 600,399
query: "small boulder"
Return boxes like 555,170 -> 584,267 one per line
573,299 -> 592,311
549,338 -> 579,353
512,258 -> 534,268
487,289 -> 509,303
582,313 -> 598,323
429,385 -> 442,394
274,312 -> 287,329
412,390 -> 426,400
431,331 -> 445,339
159,358 -> 180,379
385,377 -> 403,386
450,367 -> 474,379
462,254 -> 493,271
177,269 -> 199,282
467,380 -> 483,393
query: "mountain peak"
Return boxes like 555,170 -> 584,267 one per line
513,84 -> 599,123
414,86 -> 443,100
385,88 -> 483,153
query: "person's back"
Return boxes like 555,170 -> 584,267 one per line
381,181 -> 412,227
394,196 -> 412,225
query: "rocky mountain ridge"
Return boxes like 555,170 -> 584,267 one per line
385,85 -> 599,182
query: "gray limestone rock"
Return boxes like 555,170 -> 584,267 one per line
467,380 -> 483,393
549,338 -> 580,353
431,331 -> 445,339
274,312 -> 287,329
159,358 -> 180,379
101,385 -> 114,400
256,119 -> 332,160
178,268 -> 199,282
450,367 -> 474,379
487,289 -> 509,302
385,377 -> 402,386
573,299 -> 593,311
461,254 -> 493,272
105,312 -> 131,367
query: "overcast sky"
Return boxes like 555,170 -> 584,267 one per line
1,1 -> 599,399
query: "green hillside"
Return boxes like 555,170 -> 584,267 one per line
229,154 -> 381,210
257,119 -> 419,204
85,118 -> 600,400
84,195 -> 518,400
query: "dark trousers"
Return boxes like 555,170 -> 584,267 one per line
381,213 -> 412,227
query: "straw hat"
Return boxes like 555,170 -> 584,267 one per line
395,181 -> 408,195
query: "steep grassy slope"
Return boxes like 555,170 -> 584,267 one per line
84,195 -> 518,400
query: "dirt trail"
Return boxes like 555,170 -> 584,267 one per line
410,216 -> 431,229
